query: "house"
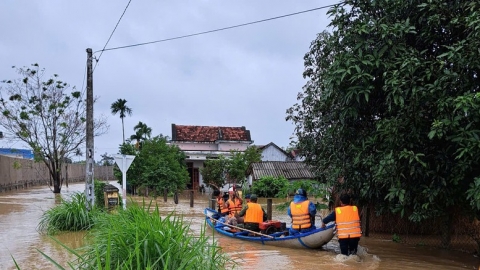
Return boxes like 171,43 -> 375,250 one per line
245,161 -> 316,187
257,142 -> 291,161
170,124 -> 253,190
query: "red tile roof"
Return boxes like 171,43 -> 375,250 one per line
171,124 -> 252,142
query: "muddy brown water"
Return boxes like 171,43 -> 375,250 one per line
0,183 -> 478,270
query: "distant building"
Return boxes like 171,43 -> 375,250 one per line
0,148 -> 34,159
170,124 -> 253,190
256,142 -> 291,161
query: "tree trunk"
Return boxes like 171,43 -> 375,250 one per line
440,213 -> 452,249
53,170 -> 62,193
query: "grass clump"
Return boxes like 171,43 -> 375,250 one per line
37,192 -> 101,235
75,200 -> 232,270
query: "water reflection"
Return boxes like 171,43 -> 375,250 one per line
0,183 -> 478,270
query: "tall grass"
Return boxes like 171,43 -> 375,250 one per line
37,192 -> 102,235
75,200 -> 233,270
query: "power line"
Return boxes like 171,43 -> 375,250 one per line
94,0 -> 133,71
96,2 -> 342,53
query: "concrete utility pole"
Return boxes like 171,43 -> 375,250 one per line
85,48 -> 95,209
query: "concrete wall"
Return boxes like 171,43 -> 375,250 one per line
0,155 -> 114,192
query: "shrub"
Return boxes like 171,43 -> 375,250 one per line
251,176 -> 289,197
37,192 -> 101,235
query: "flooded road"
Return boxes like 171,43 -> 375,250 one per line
0,183 -> 478,269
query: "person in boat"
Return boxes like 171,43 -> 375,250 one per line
237,194 -> 267,232
213,189 -> 229,219
322,193 -> 362,256
287,188 -> 317,235
225,187 -> 243,226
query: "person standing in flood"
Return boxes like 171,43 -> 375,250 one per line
322,193 -> 362,255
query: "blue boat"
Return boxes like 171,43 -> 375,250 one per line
204,207 -> 335,249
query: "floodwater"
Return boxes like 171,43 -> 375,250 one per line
0,183 -> 478,270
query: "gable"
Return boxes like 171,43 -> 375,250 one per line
171,124 -> 252,143
257,142 -> 290,161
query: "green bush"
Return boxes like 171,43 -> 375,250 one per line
94,180 -> 106,210
37,192 -> 102,235
251,176 -> 289,197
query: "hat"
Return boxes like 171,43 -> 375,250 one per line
249,194 -> 258,201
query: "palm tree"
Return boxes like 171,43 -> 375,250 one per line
110,98 -> 133,144
130,121 -> 152,149
134,121 -> 152,141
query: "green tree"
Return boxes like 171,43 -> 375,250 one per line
130,121 -> 152,149
115,135 -> 189,195
287,0 -> 480,247
226,146 -> 262,185
110,98 -> 132,144
201,156 -> 228,190
0,64 -> 108,193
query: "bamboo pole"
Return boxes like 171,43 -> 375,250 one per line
208,216 -> 275,239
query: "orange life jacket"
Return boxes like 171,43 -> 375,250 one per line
217,197 -> 229,214
335,205 -> 362,239
244,202 -> 264,224
290,200 -> 312,230
227,198 -> 243,217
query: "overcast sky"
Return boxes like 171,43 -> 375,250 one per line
0,0 -> 339,161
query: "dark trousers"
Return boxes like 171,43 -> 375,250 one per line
338,237 -> 360,255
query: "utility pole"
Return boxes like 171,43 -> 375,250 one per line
85,48 -> 95,209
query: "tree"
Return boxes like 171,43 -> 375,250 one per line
110,98 -> 132,144
201,156 -> 228,190
100,152 -> 114,166
114,135 -> 189,195
200,146 -> 261,189
130,121 -> 152,149
287,0 -> 480,247
0,64 -> 108,193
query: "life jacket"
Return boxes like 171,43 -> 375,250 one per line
227,198 -> 243,217
290,200 -> 312,230
335,205 -> 362,239
217,197 -> 229,214
244,202 -> 264,224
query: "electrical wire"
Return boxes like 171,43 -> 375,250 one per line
94,0 -> 133,71
95,2 -> 342,53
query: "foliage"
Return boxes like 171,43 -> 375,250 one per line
201,156 -> 228,190
251,176 -> 289,198
287,0 -> 480,232
99,152 -> 114,166
37,192 -> 100,235
94,180 -> 106,210
76,200 -> 233,270
130,121 -> 152,149
0,64 -> 108,193
200,146 -> 261,190
110,98 -> 132,144
115,135 -> 189,195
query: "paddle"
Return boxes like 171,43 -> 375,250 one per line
207,216 -> 275,239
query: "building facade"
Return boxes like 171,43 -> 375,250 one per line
170,124 -> 253,190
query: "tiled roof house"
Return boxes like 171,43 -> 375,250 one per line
170,124 -> 253,190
